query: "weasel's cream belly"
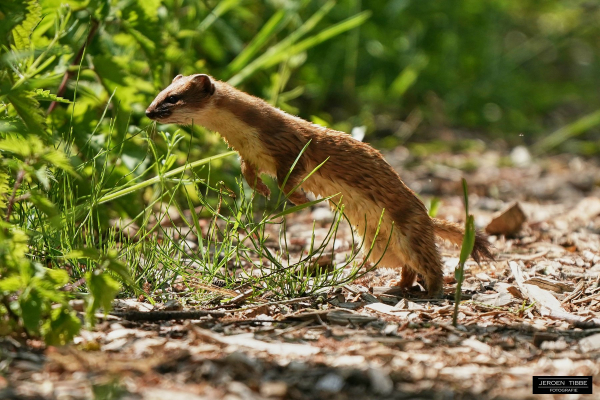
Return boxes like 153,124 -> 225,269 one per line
301,173 -> 413,269
199,107 -> 278,176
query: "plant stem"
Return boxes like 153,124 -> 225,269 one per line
5,169 -> 26,222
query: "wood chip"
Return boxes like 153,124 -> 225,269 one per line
524,277 -> 575,293
485,202 -> 527,236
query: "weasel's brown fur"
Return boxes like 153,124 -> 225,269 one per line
146,74 -> 493,297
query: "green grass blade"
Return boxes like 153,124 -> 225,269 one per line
97,151 -> 236,205
453,179 -> 476,326
428,197 -> 440,217
228,0 -> 336,86
262,11 -> 372,71
226,10 -> 291,76
461,178 -> 470,217
458,215 -> 475,265
285,156 -> 328,200
197,0 -> 240,35
268,194 -> 337,221
533,109 -> 600,155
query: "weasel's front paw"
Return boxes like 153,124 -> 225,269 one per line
255,182 -> 271,199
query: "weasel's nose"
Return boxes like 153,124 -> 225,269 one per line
145,108 -> 156,119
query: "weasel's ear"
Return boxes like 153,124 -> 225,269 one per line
172,74 -> 183,82
190,74 -> 215,95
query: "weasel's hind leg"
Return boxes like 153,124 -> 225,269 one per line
404,226 -> 444,298
388,267 -> 418,290
365,232 -> 419,291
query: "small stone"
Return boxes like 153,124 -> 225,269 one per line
510,145 -> 531,167
315,373 -> 344,393
485,202 -> 527,236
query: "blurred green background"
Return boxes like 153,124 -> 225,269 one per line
0,0 -> 598,214
23,0 -> 600,151
2,0 -> 599,224
3,0 -> 600,220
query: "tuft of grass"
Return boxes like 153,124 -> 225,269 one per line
452,178 -> 476,327
24,121 -> 389,308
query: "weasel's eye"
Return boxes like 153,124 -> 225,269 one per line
165,96 -> 178,104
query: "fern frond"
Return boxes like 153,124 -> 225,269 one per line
12,0 -> 42,50
33,89 -> 71,104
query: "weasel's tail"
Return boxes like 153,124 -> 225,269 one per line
431,218 -> 494,263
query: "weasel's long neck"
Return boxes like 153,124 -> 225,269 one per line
196,84 -> 279,175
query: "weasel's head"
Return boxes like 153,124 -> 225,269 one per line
145,74 -> 216,124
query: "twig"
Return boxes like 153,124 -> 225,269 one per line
233,296 -> 313,312
223,289 -> 254,306
221,318 -> 279,327
47,19 -> 99,114
109,309 -> 226,321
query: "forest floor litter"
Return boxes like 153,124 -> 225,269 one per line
3,149 -> 600,399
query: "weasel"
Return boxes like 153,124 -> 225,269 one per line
146,74 -> 493,297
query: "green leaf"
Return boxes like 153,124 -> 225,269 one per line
428,197 -> 441,218
196,0 -> 240,35
0,167 -> 9,215
534,109 -> 600,155
86,271 -> 121,321
97,151 -> 236,205
43,307 -> 81,346
29,192 -> 59,217
229,3 -> 370,86
12,0 -> 42,50
0,0 -> 29,47
0,135 -> 35,157
44,267 -> 69,287
4,227 -> 29,260
89,0 -> 110,21
64,248 -> 102,260
390,55 -> 429,99
122,21 -> 156,56
133,0 -> 161,21
20,289 -> 43,333
263,11 -> 372,70
92,55 -> 128,86
453,179 -> 476,327
5,90 -> 46,137
106,259 -> 135,286
0,276 -> 23,292
34,167 -> 50,190
41,149 -> 75,174
0,117 -> 27,134
228,0 -> 337,86
462,178 -> 470,217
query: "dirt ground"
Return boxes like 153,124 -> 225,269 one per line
2,148 -> 600,400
